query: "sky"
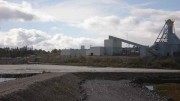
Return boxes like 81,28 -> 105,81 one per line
0,0 -> 180,50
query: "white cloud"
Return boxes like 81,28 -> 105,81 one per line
39,0 -> 129,23
0,28 -> 103,50
131,8 -> 180,21
38,0 -> 157,24
73,1 -> 180,46
39,1 -> 102,23
78,16 -> 120,34
51,26 -> 63,31
37,0 -> 180,46
1,0 -> 180,48
0,0 -> 54,22
78,16 -> 169,45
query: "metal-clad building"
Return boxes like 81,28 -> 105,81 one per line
61,45 -> 87,56
104,38 -> 122,55
86,47 -> 104,56
86,37 -> 123,56
150,19 -> 180,56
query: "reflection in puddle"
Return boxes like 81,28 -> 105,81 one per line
145,86 -> 154,91
0,78 -> 16,83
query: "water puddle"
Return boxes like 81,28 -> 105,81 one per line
145,85 -> 154,91
0,73 -> 41,83
0,78 -> 16,83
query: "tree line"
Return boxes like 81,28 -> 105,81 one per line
0,46 -> 61,58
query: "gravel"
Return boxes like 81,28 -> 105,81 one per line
0,73 -> 66,96
82,80 -> 168,101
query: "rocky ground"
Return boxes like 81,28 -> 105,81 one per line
0,73 -> 66,97
0,73 -> 81,101
0,72 -> 179,101
82,80 -> 168,101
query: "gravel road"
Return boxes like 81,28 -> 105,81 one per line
0,65 -> 180,74
82,80 -> 168,101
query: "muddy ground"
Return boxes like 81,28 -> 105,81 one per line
0,72 -> 179,101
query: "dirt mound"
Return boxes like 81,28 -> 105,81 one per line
0,73 -> 82,101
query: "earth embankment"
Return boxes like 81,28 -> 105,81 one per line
0,73 -> 82,101
0,72 -> 179,101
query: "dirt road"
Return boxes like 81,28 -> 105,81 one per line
0,65 -> 180,74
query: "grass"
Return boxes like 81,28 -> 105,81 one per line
41,56 -> 180,69
4,54 -> 180,69
144,83 -> 180,101
155,83 -> 180,101
2,54 -> 180,69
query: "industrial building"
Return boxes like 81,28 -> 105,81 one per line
86,47 -> 105,56
86,37 -> 123,56
86,36 -> 147,58
61,46 -> 87,56
62,35 -> 147,57
61,19 -> 180,58
149,19 -> 180,57
104,37 -> 122,55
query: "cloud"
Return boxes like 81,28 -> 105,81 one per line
37,0 -> 180,46
1,0 -> 180,48
78,16 -> 120,34
0,0 -> 54,22
38,0 -> 157,24
0,28 -> 103,50
129,7 -> 180,37
130,8 -> 180,22
74,1 -> 180,46
78,16 -> 167,45
39,1 -> 101,23
51,26 -> 63,31
39,0 -> 129,23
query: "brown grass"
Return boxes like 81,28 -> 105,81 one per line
156,83 -> 180,101
43,56 -> 180,69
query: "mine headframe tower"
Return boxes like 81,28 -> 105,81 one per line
150,19 -> 180,56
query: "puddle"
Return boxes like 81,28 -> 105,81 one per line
0,78 -> 16,83
145,85 -> 154,91
0,73 -> 41,83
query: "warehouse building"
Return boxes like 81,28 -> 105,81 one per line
61,45 -> 87,56
61,36 -> 147,57
86,47 -> 104,56
61,35 -> 147,57
86,37 -> 123,56
86,36 -> 147,57
104,37 -> 122,55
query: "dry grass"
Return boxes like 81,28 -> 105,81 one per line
156,83 -> 180,101
44,56 -> 180,69
1,55 -> 180,69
